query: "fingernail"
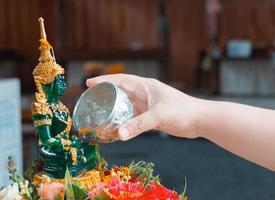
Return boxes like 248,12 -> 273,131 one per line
119,128 -> 129,140
85,79 -> 90,87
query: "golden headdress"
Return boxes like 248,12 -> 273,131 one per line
33,17 -> 64,86
32,17 -> 65,116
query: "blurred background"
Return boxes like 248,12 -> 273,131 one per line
1,0 -> 275,199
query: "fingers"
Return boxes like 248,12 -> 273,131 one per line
118,110 -> 159,141
86,74 -> 144,96
86,74 -> 122,87
86,74 -> 137,88
87,74 -> 156,141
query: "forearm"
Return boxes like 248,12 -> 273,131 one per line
86,74 -> 275,171
198,99 -> 275,171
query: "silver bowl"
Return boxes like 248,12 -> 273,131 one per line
72,82 -> 134,143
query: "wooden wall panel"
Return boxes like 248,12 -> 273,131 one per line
0,0 -> 160,55
0,0 -> 59,93
64,0 -> 160,51
0,0 -> 5,49
168,0 -> 275,88
219,0 -> 253,46
85,0 -> 99,50
0,0 -> 59,57
167,0 -> 208,87
123,0 -> 160,50
3,0 -> 275,89
220,0 -> 275,46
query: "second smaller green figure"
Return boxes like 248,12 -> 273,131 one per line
32,18 -> 99,179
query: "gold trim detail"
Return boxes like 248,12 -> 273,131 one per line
70,147 -> 77,165
44,102 -> 72,137
61,138 -> 71,147
33,170 -> 101,190
32,102 -> 53,117
51,102 -> 70,114
34,119 -> 52,128
32,17 -> 65,109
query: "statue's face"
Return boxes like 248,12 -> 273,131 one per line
42,74 -> 67,101
52,74 -> 67,97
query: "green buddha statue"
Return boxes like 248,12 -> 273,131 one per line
32,18 -> 99,179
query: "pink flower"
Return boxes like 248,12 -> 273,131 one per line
38,182 -> 64,200
88,182 -> 107,199
106,178 -> 144,200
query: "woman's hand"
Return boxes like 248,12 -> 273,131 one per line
86,74 -> 204,141
87,74 -> 275,171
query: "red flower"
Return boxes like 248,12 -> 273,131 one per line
138,182 -> 179,200
106,178 -> 145,200
90,177 -> 180,200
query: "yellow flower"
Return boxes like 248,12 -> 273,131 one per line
76,170 -> 101,190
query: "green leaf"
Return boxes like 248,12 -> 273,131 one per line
129,161 -> 160,186
55,195 -> 63,200
25,157 -> 42,181
7,156 -> 34,200
93,194 -> 110,200
179,176 -> 187,200
95,144 -> 102,165
31,192 -> 41,200
64,167 -> 75,200
71,181 -> 88,200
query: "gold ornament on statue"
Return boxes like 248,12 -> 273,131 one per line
32,17 -> 99,181
32,17 -> 65,116
33,17 -> 64,84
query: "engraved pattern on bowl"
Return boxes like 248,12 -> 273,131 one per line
73,82 -> 133,143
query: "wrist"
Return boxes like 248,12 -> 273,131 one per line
194,98 -> 218,139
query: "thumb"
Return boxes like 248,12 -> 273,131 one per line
118,110 -> 159,141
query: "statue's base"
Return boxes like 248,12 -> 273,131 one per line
33,169 -> 101,190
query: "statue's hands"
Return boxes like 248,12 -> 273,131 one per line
70,137 -> 81,147
45,138 -> 63,150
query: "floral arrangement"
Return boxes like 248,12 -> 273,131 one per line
0,157 -> 187,200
